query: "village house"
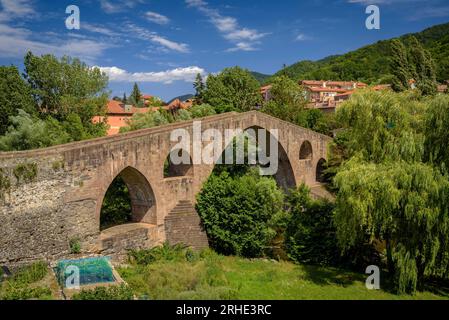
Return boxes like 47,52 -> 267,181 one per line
93,96 -> 195,136
93,100 -> 154,136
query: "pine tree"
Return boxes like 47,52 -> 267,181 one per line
193,73 -> 205,103
130,83 -> 141,105
390,39 -> 411,92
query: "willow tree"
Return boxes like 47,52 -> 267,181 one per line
336,90 -> 426,163
424,94 -> 449,171
334,159 -> 449,293
334,90 -> 449,294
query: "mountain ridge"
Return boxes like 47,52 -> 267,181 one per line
263,22 -> 449,84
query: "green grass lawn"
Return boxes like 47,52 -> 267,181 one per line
117,251 -> 449,300
2,250 -> 448,300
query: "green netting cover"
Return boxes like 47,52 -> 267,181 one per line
56,257 -> 115,288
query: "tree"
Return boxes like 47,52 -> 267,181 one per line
407,36 -> 438,95
424,94 -> 449,171
390,37 -> 438,95
23,52 -> 108,136
0,66 -> 35,135
0,110 -> 70,151
196,169 -> 284,257
334,158 -> 449,293
285,184 -> 378,268
336,90 -> 425,163
193,73 -> 205,103
391,39 -> 412,92
189,104 -> 216,118
123,93 -> 127,104
130,83 -> 142,106
119,111 -> 169,133
203,67 -> 262,113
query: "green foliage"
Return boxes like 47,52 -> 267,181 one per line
69,238 -> 81,254
196,170 -> 284,258
120,104 -> 216,133
128,243 -> 190,265
120,110 -> 169,133
0,66 -> 35,135
267,22 -> 449,84
203,67 -> 262,113
13,163 -> 38,184
10,262 -> 48,285
189,104 -> 216,118
100,176 -> 132,231
285,185 -> 379,269
336,90 -> 425,163
268,75 -> 306,109
23,52 -> 108,135
390,36 -> 438,95
0,262 -> 52,300
194,73 -> 205,103
0,110 -> 71,151
424,94 -> 449,170
129,82 -> 142,107
261,76 -> 337,135
391,39 -> 412,92
1,286 -> 52,300
72,284 -> 134,300
334,159 -> 449,293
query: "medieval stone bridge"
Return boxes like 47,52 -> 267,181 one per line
0,111 -> 331,266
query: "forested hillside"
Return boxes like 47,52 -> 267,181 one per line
268,22 -> 449,84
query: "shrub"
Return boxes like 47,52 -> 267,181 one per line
285,185 -> 379,270
196,170 -> 284,258
72,284 -> 134,300
69,238 -> 81,254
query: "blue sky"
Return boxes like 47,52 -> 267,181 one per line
0,0 -> 448,101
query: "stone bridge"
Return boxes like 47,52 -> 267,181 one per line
0,111 -> 332,266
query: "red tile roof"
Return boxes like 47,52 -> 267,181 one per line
105,100 -> 150,115
306,87 -> 349,93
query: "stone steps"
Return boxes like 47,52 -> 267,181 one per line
164,201 -> 209,250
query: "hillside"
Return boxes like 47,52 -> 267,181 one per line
251,71 -> 272,84
167,94 -> 194,104
268,22 -> 449,84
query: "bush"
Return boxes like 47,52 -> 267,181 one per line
72,284 -> 134,300
285,185 -> 379,270
69,238 -> 81,254
196,170 -> 284,258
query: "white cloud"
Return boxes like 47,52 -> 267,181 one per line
100,0 -> 144,13
0,23 -> 112,63
186,0 -> 269,52
125,23 -> 190,53
97,66 -> 206,84
295,33 -> 309,41
145,11 -> 170,25
0,0 -> 35,22
227,42 -> 257,52
82,23 -> 120,37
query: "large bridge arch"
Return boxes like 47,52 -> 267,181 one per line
97,166 -> 157,228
